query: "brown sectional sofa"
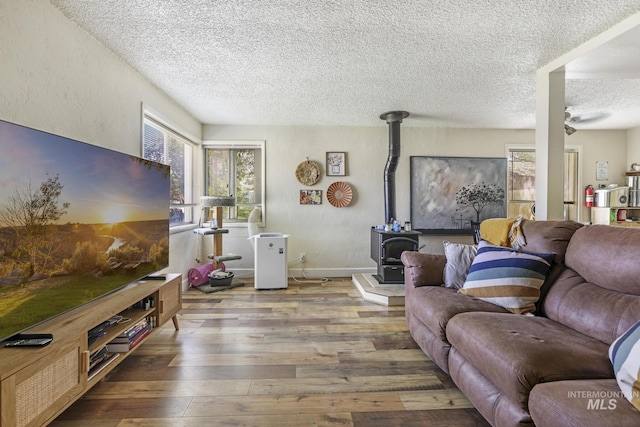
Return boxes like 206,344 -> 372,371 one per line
401,220 -> 640,427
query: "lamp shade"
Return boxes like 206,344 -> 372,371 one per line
201,196 -> 235,207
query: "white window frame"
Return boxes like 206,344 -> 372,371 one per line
203,140 -> 266,228
142,107 -> 197,231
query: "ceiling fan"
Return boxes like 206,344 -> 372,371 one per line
564,107 -> 608,135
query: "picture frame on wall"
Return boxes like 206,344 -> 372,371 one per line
326,152 -> 347,176
410,156 -> 507,234
300,190 -> 322,205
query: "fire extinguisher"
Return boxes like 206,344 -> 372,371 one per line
585,184 -> 595,207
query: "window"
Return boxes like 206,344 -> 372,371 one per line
507,146 -> 580,221
142,115 -> 194,227
203,141 -> 265,226
507,149 -> 536,205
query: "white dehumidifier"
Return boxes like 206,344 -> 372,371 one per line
251,233 -> 289,289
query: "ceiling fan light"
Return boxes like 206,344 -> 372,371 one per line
565,124 -> 577,135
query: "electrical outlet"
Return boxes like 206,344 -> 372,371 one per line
300,253 -> 306,263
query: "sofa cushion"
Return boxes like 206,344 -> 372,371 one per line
405,302 -> 453,373
542,270 -> 640,346
442,241 -> 477,289
530,379 -> 640,427
564,225 -> 640,296
406,285 -> 507,343
448,347 -> 531,426
458,240 -> 555,314
446,312 -> 614,407
518,219 -> 583,264
517,219 -> 583,313
544,225 -> 640,344
609,320 -> 640,411
401,251 -> 446,287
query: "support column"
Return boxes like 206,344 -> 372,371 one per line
535,68 -> 566,220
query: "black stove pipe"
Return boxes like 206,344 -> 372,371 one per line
380,111 -> 409,224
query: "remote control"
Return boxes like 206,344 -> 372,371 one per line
5,337 -> 53,347
4,333 -> 53,347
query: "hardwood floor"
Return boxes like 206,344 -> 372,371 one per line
51,279 -> 489,426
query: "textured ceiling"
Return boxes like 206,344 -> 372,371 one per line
48,0 -> 640,130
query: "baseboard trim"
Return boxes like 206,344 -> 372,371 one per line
222,267 -> 376,278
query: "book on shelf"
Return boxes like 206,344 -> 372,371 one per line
109,322 -> 148,344
89,346 -> 108,370
88,345 -> 118,374
87,314 -> 132,345
106,324 -> 151,353
114,317 -> 149,341
88,353 -> 120,380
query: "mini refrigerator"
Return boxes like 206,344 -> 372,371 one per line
251,233 -> 289,289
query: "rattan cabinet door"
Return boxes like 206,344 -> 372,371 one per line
157,276 -> 182,327
1,338 -> 83,427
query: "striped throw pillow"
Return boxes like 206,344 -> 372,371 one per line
609,320 -> 640,411
458,240 -> 554,314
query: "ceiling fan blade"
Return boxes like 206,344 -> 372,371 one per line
569,112 -> 609,124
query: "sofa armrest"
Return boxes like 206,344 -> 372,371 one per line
401,251 -> 446,287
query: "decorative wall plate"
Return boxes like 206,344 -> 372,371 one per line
327,181 -> 353,207
295,160 -> 321,185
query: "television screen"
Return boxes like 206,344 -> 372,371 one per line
0,119 -> 170,342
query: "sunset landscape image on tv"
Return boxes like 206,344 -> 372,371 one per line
0,120 -> 170,341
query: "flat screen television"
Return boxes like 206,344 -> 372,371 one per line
0,119 -> 170,342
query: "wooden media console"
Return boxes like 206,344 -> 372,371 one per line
0,273 -> 182,427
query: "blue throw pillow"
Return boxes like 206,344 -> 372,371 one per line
458,240 -> 555,314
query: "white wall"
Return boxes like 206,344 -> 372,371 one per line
628,126 -> 640,163
204,125 -> 629,275
0,0 -> 202,291
575,130 -> 629,221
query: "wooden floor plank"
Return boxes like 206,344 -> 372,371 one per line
81,378 -> 252,399
352,408 -> 490,427
106,358 -> 296,381
398,389 -> 476,410
217,340 -> 376,354
54,397 -> 193,421
338,348 -> 431,363
296,361 -> 437,378
300,323 -> 410,334
169,351 -> 340,366
248,373 -> 442,395
261,331 -> 415,345
184,392 -> 406,417
116,413 -> 354,427
50,279 -> 489,427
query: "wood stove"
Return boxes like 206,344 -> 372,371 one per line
370,110 -> 418,284
370,228 -> 420,284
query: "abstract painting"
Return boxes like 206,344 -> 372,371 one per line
410,156 -> 507,234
